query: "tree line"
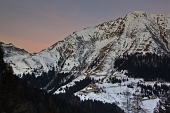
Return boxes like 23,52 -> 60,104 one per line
22,68 -> 73,92
114,52 -> 170,81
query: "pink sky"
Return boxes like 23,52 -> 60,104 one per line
1,0 -> 170,53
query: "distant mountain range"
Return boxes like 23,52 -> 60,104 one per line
1,11 -> 170,112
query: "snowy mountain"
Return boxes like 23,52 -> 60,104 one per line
1,11 -> 170,76
1,11 -> 170,112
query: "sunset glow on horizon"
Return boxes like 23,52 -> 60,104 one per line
1,0 -> 170,53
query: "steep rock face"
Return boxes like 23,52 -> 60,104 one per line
1,11 -> 170,76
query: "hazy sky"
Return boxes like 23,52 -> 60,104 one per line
1,0 -> 170,53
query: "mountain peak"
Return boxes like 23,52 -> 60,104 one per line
131,11 -> 147,14
1,11 -> 170,75
1,11 -> 170,112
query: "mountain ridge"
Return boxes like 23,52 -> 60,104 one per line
2,11 -> 170,112
1,11 -> 170,76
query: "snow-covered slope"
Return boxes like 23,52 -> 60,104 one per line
1,11 -> 170,112
1,11 -> 170,76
